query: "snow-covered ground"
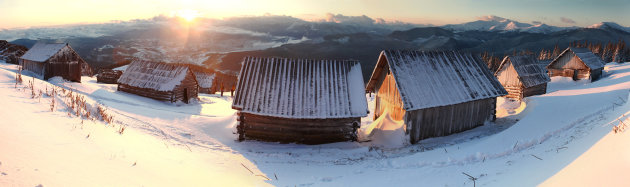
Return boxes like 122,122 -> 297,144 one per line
1,61 -> 630,186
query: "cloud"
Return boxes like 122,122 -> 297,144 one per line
560,17 -> 576,24
324,13 -> 375,25
532,21 -> 542,25
476,15 -> 508,22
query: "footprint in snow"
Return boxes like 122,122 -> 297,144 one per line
35,184 -> 43,187
1,172 -> 7,176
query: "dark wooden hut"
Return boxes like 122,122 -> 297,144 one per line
96,69 -> 123,84
192,70 -> 215,94
20,43 -> 93,82
117,60 -> 198,103
547,47 -> 605,81
495,55 -> 550,100
366,50 -> 507,144
0,40 -> 28,64
232,57 -> 368,144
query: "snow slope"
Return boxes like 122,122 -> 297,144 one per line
2,61 -> 630,186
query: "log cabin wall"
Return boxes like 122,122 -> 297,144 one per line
590,68 -> 603,81
495,61 -> 523,99
172,71 -> 199,103
45,61 -> 81,82
405,98 -> 496,143
96,70 -> 123,84
374,71 -> 405,121
238,112 -> 360,144
118,84 -> 174,102
523,83 -> 547,98
547,51 -> 590,80
21,60 -> 45,77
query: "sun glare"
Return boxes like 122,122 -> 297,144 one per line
175,9 -> 199,22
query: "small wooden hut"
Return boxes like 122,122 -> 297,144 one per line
20,43 -> 92,82
0,40 -> 28,64
192,70 -> 215,94
547,47 -> 605,81
96,69 -> 123,84
232,57 -> 368,144
495,55 -> 550,100
117,60 -> 198,103
366,50 -> 507,144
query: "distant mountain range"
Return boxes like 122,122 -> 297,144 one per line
1,14 -> 629,81
442,15 -> 574,33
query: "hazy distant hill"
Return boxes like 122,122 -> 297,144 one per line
208,25 -> 630,80
2,15 -> 628,81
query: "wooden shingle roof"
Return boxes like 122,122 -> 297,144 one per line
496,55 -> 550,88
232,57 -> 368,119
366,50 -> 507,111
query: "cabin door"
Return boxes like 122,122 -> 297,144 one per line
183,88 -> 189,104
572,70 -> 579,81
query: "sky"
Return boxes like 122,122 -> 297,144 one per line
0,0 -> 628,29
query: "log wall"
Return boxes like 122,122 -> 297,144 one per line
96,70 -> 122,84
21,60 -> 45,77
172,71 -> 199,103
523,83 -> 547,98
118,84 -> 174,102
45,61 -> 81,82
237,112 -> 360,144
590,68 -> 603,81
405,98 -> 496,144
374,70 -> 405,121
548,52 -> 592,80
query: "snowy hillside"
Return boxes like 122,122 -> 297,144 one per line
2,60 -> 630,186
442,15 -> 574,33
588,22 -> 630,33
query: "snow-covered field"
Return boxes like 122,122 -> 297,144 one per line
1,61 -> 630,186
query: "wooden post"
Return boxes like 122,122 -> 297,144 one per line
231,85 -> 235,96
220,82 -> 225,97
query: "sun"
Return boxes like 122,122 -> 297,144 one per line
175,9 -> 199,22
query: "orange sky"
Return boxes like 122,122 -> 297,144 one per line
1,0 -> 628,29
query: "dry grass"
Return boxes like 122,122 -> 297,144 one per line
12,72 -> 119,133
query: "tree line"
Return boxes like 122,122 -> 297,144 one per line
482,40 -> 630,72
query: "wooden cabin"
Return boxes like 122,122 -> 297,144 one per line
96,69 -> 123,84
366,50 -> 507,144
192,70 -> 215,94
232,57 -> 368,144
547,47 -> 605,81
0,40 -> 27,64
117,60 -> 199,103
495,55 -> 550,100
20,43 -> 93,82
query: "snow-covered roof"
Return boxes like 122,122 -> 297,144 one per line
569,47 -> 606,69
113,65 -> 129,71
117,60 -> 192,91
367,50 -> 507,111
193,70 -> 215,88
549,47 -> 605,70
496,55 -> 550,88
20,43 -> 67,62
232,57 -> 368,119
